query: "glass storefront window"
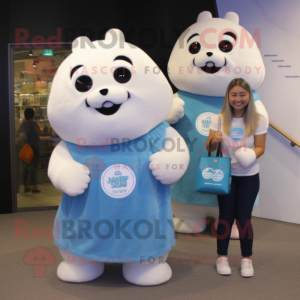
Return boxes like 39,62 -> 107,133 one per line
12,46 -> 71,210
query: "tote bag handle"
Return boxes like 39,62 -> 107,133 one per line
208,114 -> 222,157
208,140 -> 222,157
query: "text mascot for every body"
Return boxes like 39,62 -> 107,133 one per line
166,11 -> 268,236
47,29 -> 190,286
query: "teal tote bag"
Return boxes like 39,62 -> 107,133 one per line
195,141 -> 231,195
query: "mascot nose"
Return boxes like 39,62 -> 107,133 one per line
87,86 -> 128,108
100,89 -> 108,96
206,52 -> 213,57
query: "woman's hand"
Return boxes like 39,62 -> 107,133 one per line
207,130 -> 222,151
212,132 -> 222,145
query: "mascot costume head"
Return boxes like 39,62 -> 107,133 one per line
47,29 -> 190,286
48,29 -> 173,145
167,11 -> 268,236
168,11 -> 265,97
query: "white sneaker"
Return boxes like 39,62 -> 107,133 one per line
216,257 -> 231,275
241,258 -> 254,277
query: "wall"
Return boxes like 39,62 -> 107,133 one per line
0,2 -> 12,214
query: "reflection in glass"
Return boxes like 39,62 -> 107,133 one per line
13,47 -> 71,209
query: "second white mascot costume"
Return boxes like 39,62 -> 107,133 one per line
47,29 -> 189,286
166,11 -> 268,235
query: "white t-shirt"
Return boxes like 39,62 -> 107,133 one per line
209,114 -> 268,176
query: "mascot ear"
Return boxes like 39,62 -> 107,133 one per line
197,11 -> 212,23
72,36 -> 92,52
224,12 -> 239,24
104,28 -> 125,44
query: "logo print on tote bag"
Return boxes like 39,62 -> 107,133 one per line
202,168 -> 224,181
101,164 -> 136,198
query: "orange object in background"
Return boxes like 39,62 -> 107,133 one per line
35,76 -> 48,88
18,143 -> 34,164
24,56 -> 57,83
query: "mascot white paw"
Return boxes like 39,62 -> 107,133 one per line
235,147 -> 256,168
166,95 -> 185,124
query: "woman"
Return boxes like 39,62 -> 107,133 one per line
18,108 -> 46,193
206,78 -> 268,277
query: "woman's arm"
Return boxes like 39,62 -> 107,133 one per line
34,125 -> 45,135
206,129 -> 222,152
34,123 -> 51,136
254,134 -> 266,159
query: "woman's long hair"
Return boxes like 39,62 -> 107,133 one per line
221,78 -> 261,137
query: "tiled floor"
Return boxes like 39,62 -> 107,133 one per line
17,183 -> 62,208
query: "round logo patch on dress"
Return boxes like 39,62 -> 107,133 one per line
230,127 -> 245,142
101,164 -> 136,198
196,112 -> 216,136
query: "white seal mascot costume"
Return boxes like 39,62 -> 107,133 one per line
47,29 -> 190,286
166,11 -> 268,236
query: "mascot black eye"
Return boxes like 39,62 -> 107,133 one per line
75,75 -> 93,92
189,42 -> 201,54
219,40 -> 233,53
113,67 -> 131,84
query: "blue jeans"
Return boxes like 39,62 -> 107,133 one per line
217,173 -> 260,257
23,146 -> 39,186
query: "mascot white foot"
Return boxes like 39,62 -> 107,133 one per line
230,220 -> 240,240
123,253 -> 171,286
172,200 -> 239,238
172,200 -> 219,233
48,29 -> 189,286
167,11 -> 268,239
57,248 -> 104,283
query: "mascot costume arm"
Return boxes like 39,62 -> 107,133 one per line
165,93 -> 185,124
48,140 -> 90,197
255,100 -> 269,126
150,126 -> 190,184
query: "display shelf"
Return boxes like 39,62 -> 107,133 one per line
14,92 -> 47,95
15,105 -> 47,107
16,138 -> 59,142
40,138 -> 60,141
17,118 -> 49,122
